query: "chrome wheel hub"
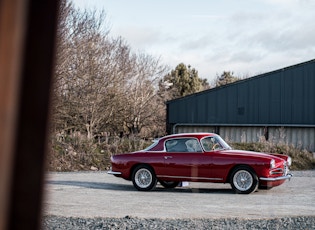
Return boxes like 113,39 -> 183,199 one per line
135,168 -> 152,188
233,170 -> 253,191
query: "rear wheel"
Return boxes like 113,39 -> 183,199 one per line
158,180 -> 180,188
132,165 -> 157,191
230,166 -> 258,194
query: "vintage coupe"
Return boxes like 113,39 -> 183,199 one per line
108,133 -> 292,194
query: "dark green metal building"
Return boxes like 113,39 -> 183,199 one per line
166,59 -> 315,151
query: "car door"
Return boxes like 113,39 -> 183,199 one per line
162,138 -> 213,181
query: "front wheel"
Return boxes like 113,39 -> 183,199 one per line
230,166 -> 258,194
132,165 -> 157,191
158,180 -> 180,188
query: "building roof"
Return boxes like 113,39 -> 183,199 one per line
167,59 -> 315,126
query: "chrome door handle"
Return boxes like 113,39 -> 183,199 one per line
164,156 -> 173,159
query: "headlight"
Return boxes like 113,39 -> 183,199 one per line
270,159 -> 276,169
287,156 -> 292,166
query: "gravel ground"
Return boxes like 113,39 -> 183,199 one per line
43,170 -> 315,229
42,215 -> 315,230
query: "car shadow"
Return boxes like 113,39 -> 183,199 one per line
46,180 -> 235,194
46,180 -> 133,191
156,187 -> 234,194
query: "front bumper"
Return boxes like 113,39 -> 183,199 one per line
259,173 -> 293,181
107,170 -> 122,175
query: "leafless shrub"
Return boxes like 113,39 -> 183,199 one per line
47,135 -> 152,171
230,136 -> 315,170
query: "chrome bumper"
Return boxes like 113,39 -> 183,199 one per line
260,173 -> 293,181
107,170 -> 122,175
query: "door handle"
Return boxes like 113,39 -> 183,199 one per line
164,156 -> 173,159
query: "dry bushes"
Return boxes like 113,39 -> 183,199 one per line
47,135 -> 315,172
231,141 -> 315,170
47,135 -> 151,172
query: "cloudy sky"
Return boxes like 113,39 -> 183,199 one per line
73,0 -> 315,83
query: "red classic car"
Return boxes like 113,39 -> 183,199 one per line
108,133 -> 292,194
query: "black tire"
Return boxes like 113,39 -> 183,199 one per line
230,166 -> 258,194
132,165 -> 157,191
258,185 -> 272,190
158,180 -> 180,189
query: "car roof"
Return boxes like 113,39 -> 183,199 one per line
146,133 -> 219,152
161,132 -> 217,140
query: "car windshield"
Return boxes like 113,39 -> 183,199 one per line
201,135 -> 232,151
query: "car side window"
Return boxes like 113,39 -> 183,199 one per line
201,137 -> 223,151
185,139 -> 202,152
165,138 -> 202,152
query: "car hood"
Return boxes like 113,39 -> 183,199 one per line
220,149 -> 283,161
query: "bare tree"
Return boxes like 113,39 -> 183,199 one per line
53,1 -> 114,139
122,53 -> 168,135
53,0 -> 168,142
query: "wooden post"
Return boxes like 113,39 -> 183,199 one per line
0,0 -> 60,229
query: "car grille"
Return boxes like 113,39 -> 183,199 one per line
284,163 -> 289,176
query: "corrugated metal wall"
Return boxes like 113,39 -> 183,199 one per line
175,125 -> 217,134
268,127 -> 315,151
176,126 -> 315,151
219,126 -> 265,143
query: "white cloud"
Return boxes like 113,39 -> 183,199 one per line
73,0 -> 315,82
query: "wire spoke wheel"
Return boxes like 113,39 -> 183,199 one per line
132,165 -> 157,191
135,168 -> 152,188
233,170 -> 253,191
230,166 -> 258,194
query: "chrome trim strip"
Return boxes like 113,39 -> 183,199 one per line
107,170 -> 122,175
270,168 -> 284,175
157,175 -> 223,181
260,173 -> 293,181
